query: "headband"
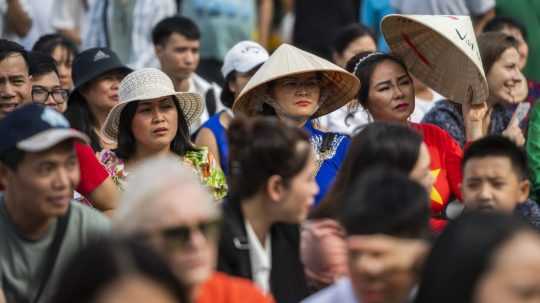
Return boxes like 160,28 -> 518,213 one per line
353,52 -> 385,75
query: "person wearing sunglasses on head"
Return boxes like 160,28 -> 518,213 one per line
112,155 -> 274,303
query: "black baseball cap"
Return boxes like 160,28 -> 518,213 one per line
0,103 -> 89,153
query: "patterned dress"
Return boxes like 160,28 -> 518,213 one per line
98,148 -> 228,201
304,120 -> 350,205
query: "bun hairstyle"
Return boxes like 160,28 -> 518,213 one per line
227,116 -> 311,202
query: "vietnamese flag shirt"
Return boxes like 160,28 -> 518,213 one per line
410,123 -> 463,220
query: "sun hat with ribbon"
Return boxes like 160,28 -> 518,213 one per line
101,68 -> 203,140
381,14 -> 489,105
233,43 -> 360,118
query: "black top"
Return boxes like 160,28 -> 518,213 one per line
217,200 -> 309,303
293,0 -> 358,60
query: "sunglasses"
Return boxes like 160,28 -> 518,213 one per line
159,219 -> 221,249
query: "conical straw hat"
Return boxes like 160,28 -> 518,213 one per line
381,14 -> 489,105
233,43 -> 360,118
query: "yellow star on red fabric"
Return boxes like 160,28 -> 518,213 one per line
430,169 -> 443,205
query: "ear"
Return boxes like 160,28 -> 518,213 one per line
0,162 -> 9,188
517,179 -> 531,204
228,79 -> 238,94
154,44 -> 164,59
266,175 -> 285,203
332,51 -> 342,66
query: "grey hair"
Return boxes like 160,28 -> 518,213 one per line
112,155 -> 219,233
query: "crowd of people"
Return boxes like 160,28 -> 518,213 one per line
1,1 -> 540,303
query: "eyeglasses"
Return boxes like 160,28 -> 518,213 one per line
32,86 -> 69,104
160,219 -> 221,249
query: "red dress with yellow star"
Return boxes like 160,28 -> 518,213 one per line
410,123 -> 463,232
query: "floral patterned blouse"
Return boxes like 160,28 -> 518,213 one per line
98,148 -> 228,201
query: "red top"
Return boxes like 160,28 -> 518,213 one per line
410,123 -> 463,230
196,272 -> 275,303
0,143 -> 109,199
74,142 -> 108,196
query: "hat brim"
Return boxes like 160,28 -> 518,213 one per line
381,14 -> 489,105
233,69 -> 359,118
68,66 -> 133,105
101,92 -> 203,141
17,128 -> 90,152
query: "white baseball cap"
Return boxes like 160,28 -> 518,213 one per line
221,41 -> 269,78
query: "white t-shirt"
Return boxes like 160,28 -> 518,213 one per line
51,0 -> 96,45
410,89 -> 444,123
0,0 -> 31,42
245,220 -> 272,294
19,0 -> 54,49
188,73 -> 225,133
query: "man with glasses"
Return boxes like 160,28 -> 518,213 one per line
113,156 -> 274,303
28,51 -> 69,112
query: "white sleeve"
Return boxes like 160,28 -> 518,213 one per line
50,0 -> 81,30
466,0 -> 495,15
128,0 -> 176,69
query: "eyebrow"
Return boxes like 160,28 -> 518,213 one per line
139,97 -> 170,105
374,74 -> 409,87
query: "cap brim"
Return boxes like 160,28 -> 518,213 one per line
17,129 -> 90,152
71,66 -> 132,97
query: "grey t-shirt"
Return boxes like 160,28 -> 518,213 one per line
391,0 -> 495,15
0,197 -> 110,303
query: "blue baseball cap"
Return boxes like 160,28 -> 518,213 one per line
0,104 -> 89,153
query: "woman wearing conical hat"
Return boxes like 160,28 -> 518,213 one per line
233,43 -> 360,205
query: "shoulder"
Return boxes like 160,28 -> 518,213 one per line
68,202 -> 111,235
302,278 -> 357,303
98,149 -> 121,166
200,112 -> 223,130
412,122 -> 452,138
422,100 -> 462,122
97,149 -> 125,178
516,199 -> 540,230
198,272 -> 274,303
192,73 -> 222,93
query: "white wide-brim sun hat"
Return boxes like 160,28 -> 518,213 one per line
381,14 -> 489,105
233,43 -> 360,118
102,68 -> 203,140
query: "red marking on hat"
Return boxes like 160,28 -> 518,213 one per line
446,16 -> 459,20
402,33 -> 432,67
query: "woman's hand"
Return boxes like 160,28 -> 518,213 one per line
463,101 -> 490,142
507,72 -> 528,104
503,113 -> 526,146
